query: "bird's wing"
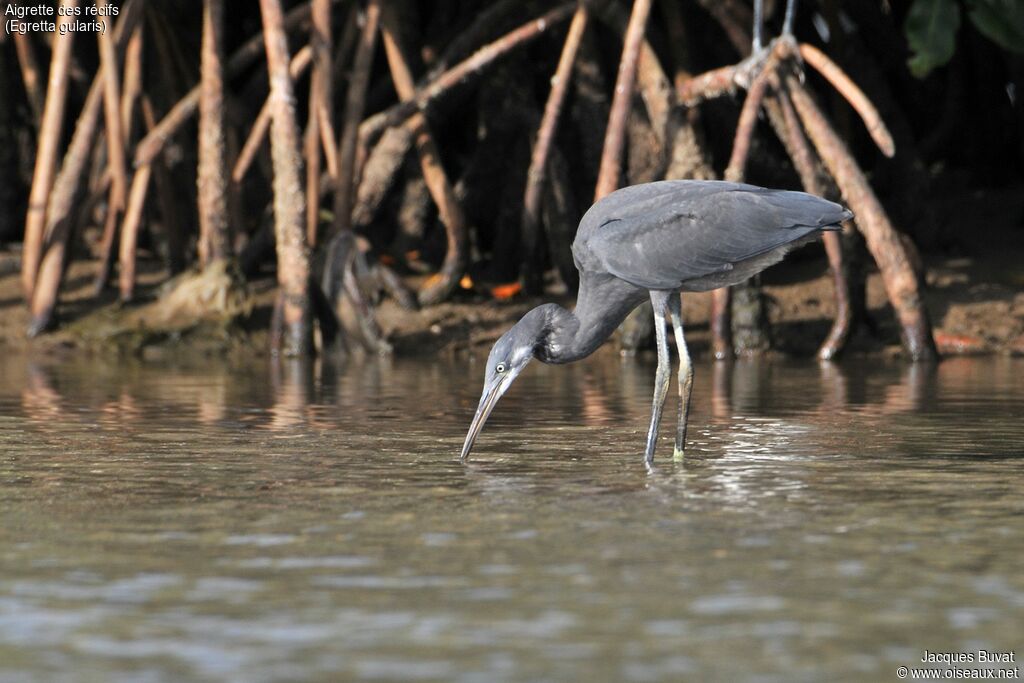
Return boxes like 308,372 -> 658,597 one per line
574,181 -> 850,290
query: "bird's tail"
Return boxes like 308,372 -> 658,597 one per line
828,208 -> 854,227
761,190 -> 853,229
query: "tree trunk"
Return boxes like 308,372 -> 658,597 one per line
198,0 -> 232,266
259,0 -> 313,356
22,0 -> 77,302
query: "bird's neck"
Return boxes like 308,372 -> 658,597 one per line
538,274 -> 647,364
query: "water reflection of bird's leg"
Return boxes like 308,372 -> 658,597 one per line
668,293 -> 693,458
645,291 -> 673,465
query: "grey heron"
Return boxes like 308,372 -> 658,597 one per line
461,180 -> 852,464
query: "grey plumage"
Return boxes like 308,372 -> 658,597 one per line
574,181 -> 851,291
461,180 -> 852,464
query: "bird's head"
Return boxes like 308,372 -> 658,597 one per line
460,307 -> 549,460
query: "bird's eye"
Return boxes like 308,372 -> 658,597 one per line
495,362 -> 507,374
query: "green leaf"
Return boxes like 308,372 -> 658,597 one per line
904,0 -> 962,78
967,0 -> 1024,54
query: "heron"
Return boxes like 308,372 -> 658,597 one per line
461,180 -> 852,464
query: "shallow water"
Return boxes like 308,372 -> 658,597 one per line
0,351 -> 1022,682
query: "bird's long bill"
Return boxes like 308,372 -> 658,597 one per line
460,374 -> 514,461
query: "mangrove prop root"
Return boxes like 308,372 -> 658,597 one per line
260,0 -> 313,357
92,201 -> 122,296
595,0 -> 653,201
28,80 -> 105,336
135,2 -> 313,169
142,96 -> 186,275
22,0 -> 78,302
117,164 -> 152,302
352,126 -> 412,229
343,263 -> 390,355
696,0 -> 752,56
197,0 -> 233,267
321,231 -> 389,353
231,45 -> 313,184
677,29 -> 892,360
786,74 -> 936,360
349,2 -> 576,236
304,110 -> 322,247
522,4 -> 588,295
818,227 -> 853,361
715,50 -> 780,358
380,1 -> 468,306
797,42 -> 894,158
768,86 -> 854,359
676,64 -> 738,107
97,0 -> 127,213
592,0 -> 672,146
731,277 -> 771,355
365,3 -> 575,144
424,0 -> 521,79
659,0 -> 694,92
710,287 -> 732,360
119,19 -> 143,144
309,273 -> 345,354
374,261 -> 419,312
593,0 -> 655,201
11,30 -> 46,127
30,0 -> 140,323
311,0 -> 335,177
724,55 -> 777,181
330,0 -> 380,238
541,147 -> 581,293
303,0 -> 334,248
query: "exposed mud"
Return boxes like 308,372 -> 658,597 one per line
2,186 -> 1021,361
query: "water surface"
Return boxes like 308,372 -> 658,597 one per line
1,352 -> 1022,682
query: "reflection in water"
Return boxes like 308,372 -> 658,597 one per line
12,352 -> 973,437
268,357 -> 313,430
22,363 -> 63,422
0,353 -> 1022,682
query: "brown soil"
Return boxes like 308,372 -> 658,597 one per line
3,186 -> 1022,360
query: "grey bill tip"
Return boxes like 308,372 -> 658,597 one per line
460,381 -> 504,461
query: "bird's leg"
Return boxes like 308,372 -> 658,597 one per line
668,293 -> 694,459
644,291 -> 672,465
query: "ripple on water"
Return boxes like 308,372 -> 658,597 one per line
0,354 -> 1022,681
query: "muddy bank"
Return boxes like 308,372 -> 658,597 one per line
1,250 -> 1022,362
1,185 -> 1021,360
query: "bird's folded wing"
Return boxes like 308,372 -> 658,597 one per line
580,187 -> 848,291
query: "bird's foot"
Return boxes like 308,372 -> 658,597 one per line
673,445 -> 686,462
644,451 -> 655,467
